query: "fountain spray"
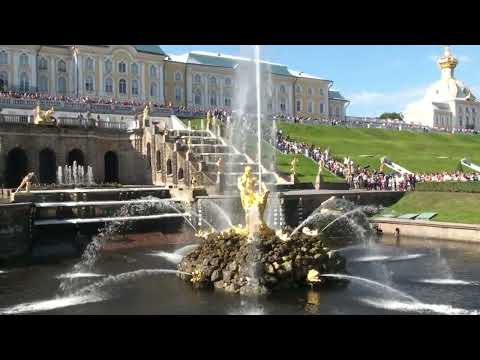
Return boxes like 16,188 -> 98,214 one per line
255,45 -> 262,192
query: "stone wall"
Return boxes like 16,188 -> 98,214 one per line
0,203 -> 33,261
0,124 -> 148,186
195,190 -> 405,229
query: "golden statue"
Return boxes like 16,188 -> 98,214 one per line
206,111 -> 212,130
34,106 -> 56,125
379,157 -> 385,173
236,166 -> 271,238
143,104 -> 150,121
290,156 -> 299,183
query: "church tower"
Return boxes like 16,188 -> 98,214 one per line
437,46 -> 458,81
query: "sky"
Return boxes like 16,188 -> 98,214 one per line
161,45 -> 480,117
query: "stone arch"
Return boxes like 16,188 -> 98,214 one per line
5,147 -> 28,188
39,148 -> 56,184
67,148 -> 85,166
104,151 -> 119,183
156,150 -> 161,171
146,143 -> 151,169
177,167 -> 184,181
166,159 -> 172,175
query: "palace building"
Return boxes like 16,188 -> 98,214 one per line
404,46 -> 480,130
0,45 -> 348,121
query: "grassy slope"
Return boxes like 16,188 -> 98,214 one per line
279,123 -> 480,173
383,192 -> 480,224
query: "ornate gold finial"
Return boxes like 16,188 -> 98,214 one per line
438,45 -> 458,70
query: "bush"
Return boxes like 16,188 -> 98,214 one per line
416,181 -> 480,193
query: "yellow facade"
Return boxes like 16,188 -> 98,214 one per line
0,45 -> 348,120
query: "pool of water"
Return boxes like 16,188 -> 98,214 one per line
1,234 -> 480,315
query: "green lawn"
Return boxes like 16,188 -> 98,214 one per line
279,122 -> 480,173
382,192 -> 480,224
244,135 -> 344,183
179,117 -> 205,130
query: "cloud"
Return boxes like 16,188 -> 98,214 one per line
347,86 -> 428,117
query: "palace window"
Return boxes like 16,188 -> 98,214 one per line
104,78 -> 113,93
466,107 -> 470,113
39,76 -> 48,92
336,106 -> 340,116
267,102 -> 273,112
280,85 -> 286,94
210,76 -> 216,86
194,89 -> 202,105
296,100 -> 301,112
175,72 -> 182,81
194,74 -> 201,83
19,73 -> 29,91
175,87 -> 182,102
131,63 -> 138,75
472,108 -> 476,113
150,82 -> 157,97
38,57 -> 48,70
118,62 -> 126,73
307,88 -> 313,96
295,85 -> 301,94
86,58 -> 94,72
57,77 -> 67,94
225,77 -> 231,86
19,53 -> 29,65
308,101 -> 313,113
131,80 -> 139,96
0,72 -> 9,91
104,60 -> 112,74
119,79 -> 127,94
280,98 -> 286,112
320,103 -> 324,113
319,88 -> 324,96
58,60 -> 66,73
85,76 -> 94,92
0,51 -> 7,65
150,65 -> 157,78
209,91 -> 217,106
224,97 -> 231,107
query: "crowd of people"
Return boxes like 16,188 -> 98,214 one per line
274,129 -> 479,191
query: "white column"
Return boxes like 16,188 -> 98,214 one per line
77,55 -> 83,96
287,85 -> 292,115
50,57 -> 55,94
204,73 -> 208,106
69,60 -> 75,94
141,63 -> 145,100
219,77 -> 224,107
159,63 -> 164,104
31,53 -> 37,90
13,51 -> 19,88
98,57 -> 103,97
187,67 -> 192,106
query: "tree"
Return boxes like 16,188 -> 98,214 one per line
379,112 -> 404,121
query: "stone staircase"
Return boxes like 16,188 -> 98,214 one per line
169,118 -> 286,194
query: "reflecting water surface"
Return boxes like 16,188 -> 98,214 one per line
2,235 -> 480,315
